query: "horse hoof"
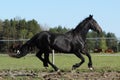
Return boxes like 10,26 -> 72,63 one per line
72,67 -> 74,70
57,69 -> 61,72
45,67 -> 48,70
57,69 -> 61,75
71,70 -> 76,73
72,65 -> 76,70
89,67 -> 94,71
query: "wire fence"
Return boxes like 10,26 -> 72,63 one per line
0,38 -> 120,53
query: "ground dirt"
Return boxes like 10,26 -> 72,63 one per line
0,70 -> 120,80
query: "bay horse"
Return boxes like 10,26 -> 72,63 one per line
9,15 -> 102,71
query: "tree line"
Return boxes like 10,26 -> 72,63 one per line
0,18 -> 41,52
0,18 -> 41,39
0,18 -> 119,52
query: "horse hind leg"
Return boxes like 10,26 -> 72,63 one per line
36,51 -> 48,67
36,49 -> 59,71
44,52 -> 59,71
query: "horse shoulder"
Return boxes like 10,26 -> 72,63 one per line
49,34 -> 72,52
71,35 -> 85,51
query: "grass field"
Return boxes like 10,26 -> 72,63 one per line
0,53 -> 120,72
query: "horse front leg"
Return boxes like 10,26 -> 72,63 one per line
86,52 -> 94,70
72,51 -> 85,70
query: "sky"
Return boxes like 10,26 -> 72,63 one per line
0,0 -> 120,38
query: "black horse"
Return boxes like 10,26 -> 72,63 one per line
9,15 -> 102,71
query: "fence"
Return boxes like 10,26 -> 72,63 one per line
86,38 -> 120,53
0,39 -> 29,53
0,38 -> 120,53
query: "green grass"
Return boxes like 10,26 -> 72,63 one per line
0,54 -> 43,70
0,53 -> 120,72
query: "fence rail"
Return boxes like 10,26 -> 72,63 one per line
0,37 -> 119,41
0,38 -> 120,53
0,39 -> 29,42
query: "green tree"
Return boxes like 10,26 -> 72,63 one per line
99,36 -> 107,51
0,20 -> 3,39
49,25 -> 69,33
3,19 -> 11,39
27,19 -> 41,35
49,27 -> 58,33
0,18 -> 43,52
27,32 -> 34,38
10,19 -> 18,39
106,32 -> 117,48
0,20 -> 3,32
87,31 -> 107,52
20,29 -> 28,39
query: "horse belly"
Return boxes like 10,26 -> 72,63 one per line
52,40 -> 71,52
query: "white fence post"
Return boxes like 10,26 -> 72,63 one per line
52,50 -> 55,64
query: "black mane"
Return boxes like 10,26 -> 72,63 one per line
74,15 -> 93,32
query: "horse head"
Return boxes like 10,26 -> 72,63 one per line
9,43 -> 28,58
87,15 -> 102,34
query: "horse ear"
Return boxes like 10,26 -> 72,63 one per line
89,15 -> 93,19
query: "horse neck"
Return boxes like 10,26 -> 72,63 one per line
20,40 -> 32,53
74,22 -> 90,40
20,43 -> 28,52
80,26 -> 90,40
